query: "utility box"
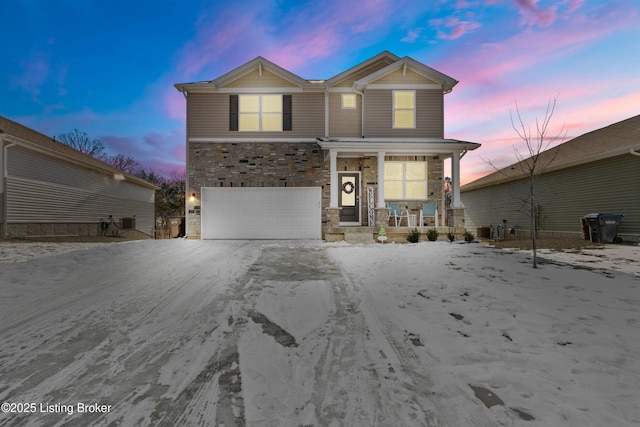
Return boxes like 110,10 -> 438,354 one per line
476,227 -> 491,238
121,217 -> 136,229
581,213 -> 623,243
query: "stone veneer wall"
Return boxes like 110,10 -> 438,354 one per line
187,141 -> 330,239
187,142 -> 445,238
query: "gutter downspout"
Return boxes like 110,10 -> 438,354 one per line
352,83 -> 365,138
2,136 -> 17,238
325,84 -> 329,138
631,148 -> 640,157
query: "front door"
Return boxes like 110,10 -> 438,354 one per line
339,172 -> 360,224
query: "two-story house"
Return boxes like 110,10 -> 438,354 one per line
174,51 -> 480,240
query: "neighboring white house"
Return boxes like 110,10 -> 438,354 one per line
461,115 -> 640,243
0,116 -> 159,239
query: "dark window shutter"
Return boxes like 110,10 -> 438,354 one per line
283,95 -> 292,131
229,95 -> 238,131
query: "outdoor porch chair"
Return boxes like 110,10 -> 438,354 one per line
387,202 -> 410,227
420,202 -> 439,228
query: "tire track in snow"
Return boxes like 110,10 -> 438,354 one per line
0,240 -> 256,426
332,260 -> 445,426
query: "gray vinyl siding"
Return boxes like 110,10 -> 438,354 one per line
462,154 -> 640,237
364,89 -> 443,138
187,92 -> 325,139
328,92 -> 361,137
7,147 -> 155,233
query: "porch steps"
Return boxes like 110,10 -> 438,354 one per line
344,231 -> 375,244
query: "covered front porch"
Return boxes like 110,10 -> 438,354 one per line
317,138 -> 480,242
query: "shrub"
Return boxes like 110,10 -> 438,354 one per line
426,228 -> 438,241
407,228 -> 419,243
447,230 -> 456,242
463,231 -> 475,242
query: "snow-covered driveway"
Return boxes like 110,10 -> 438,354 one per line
0,240 -> 638,426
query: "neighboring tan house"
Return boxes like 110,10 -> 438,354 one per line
0,116 -> 159,239
174,51 -> 480,240
461,115 -> 640,243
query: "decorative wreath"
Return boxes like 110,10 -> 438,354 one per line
342,181 -> 355,194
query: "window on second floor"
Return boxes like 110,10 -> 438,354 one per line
342,93 -> 356,109
239,94 -> 282,131
393,90 -> 415,129
384,161 -> 427,199
230,94 -> 292,132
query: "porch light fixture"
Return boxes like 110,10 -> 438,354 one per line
189,193 -> 196,202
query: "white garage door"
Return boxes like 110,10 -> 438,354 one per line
201,187 -> 322,239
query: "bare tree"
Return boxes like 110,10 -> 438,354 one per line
509,97 -> 566,267
57,129 -> 143,175
484,98 -> 566,267
57,129 -> 105,157
102,154 -> 140,173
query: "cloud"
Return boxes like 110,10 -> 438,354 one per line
564,0 -> 585,13
401,28 -> 423,43
102,129 -> 186,177
514,0 -> 557,27
12,51 -> 50,101
163,86 -> 185,121
10,49 -> 68,104
436,1 -> 637,92
429,16 -> 482,40
174,0 -> 407,80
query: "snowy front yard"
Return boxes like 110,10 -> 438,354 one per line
0,240 -> 638,426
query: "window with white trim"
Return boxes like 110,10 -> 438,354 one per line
342,93 -> 356,109
384,161 -> 427,199
239,94 -> 282,131
393,90 -> 415,128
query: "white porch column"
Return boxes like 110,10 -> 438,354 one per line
377,151 -> 385,208
329,150 -> 338,208
451,151 -> 463,208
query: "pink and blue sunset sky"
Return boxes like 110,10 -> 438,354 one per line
1,0 -> 639,184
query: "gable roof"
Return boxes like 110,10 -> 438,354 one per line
462,115 -> 640,192
0,116 -> 159,190
325,51 -> 400,87
174,51 -> 458,94
213,56 -> 311,88
175,56 -> 321,93
352,56 -> 458,92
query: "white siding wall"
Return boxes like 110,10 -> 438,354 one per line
7,146 -> 156,234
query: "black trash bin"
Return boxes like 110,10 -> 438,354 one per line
581,213 -> 623,243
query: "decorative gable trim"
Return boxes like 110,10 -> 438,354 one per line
175,56 -> 320,93
354,57 -> 458,93
325,51 -> 400,88
216,56 -> 310,88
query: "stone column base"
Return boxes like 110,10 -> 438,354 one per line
447,207 -> 466,228
325,207 -> 341,228
374,207 -> 389,227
